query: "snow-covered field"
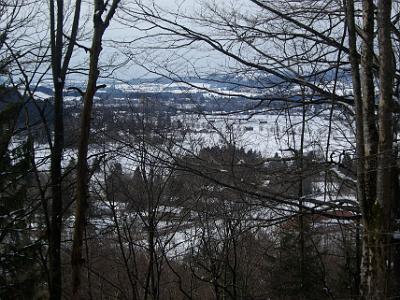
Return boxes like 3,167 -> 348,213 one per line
33,110 -> 354,173
172,111 -> 354,159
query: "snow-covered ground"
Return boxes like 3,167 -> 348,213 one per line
172,111 -> 354,159
33,110 -> 354,173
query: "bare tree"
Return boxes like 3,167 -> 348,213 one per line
71,0 -> 121,298
47,0 -> 83,298
346,1 -> 398,298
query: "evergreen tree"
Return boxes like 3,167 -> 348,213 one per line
0,87 -> 44,299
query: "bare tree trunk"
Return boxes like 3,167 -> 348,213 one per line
347,1 -> 395,298
71,1 -> 120,298
48,0 -> 82,298
298,90 -> 306,300
48,1 -> 64,298
144,218 -> 157,300
345,2 -> 365,296
358,1 -> 380,297
374,0 -> 395,298
360,0 -> 378,217
361,0 -> 378,172
71,25 -> 104,300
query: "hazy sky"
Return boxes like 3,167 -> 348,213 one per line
4,0 -> 253,82
102,0 -> 254,80
7,0 -> 322,84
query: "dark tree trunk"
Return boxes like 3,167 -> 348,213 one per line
48,0 -> 64,298
373,0 -> 395,298
71,20 -> 104,299
47,0 -> 82,298
71,1 -> 120,298
358,1 -> 380,298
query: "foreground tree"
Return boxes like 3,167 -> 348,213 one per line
346,1 -> 398,298
71,0 -> 121,298
48,0 -> 83,298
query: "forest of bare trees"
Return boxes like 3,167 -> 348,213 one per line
1,0 -> 400,299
